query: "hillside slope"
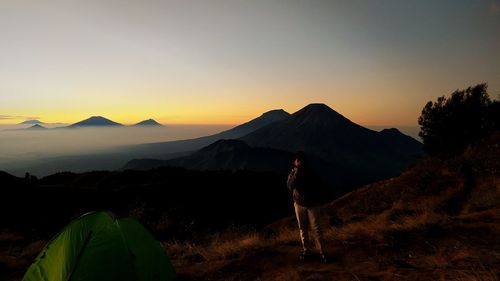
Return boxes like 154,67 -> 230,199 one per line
126,109 -> 290,157
167,133 -> 500,280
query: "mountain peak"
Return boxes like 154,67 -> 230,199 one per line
303,103 -> 332,110
135,119 -> 163,126
379,128 -> 422,145
20,119 -> 44,125
88,116 -> 106,120
380,128 -> 403,135
29,124 -> 47,130
70,116 -> 123,127
260,109 -> 289,118
292,103 -> 351,127
296,103 -> 339,115
217,109 -> 290,139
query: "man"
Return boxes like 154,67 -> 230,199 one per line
287,151 -> 328,263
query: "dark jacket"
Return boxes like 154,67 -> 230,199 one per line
287,166 -> 321,207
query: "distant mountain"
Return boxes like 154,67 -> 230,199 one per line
241,103 -> 423,160
134,119 -> 163,126
221,109 -> 290,139
242,103 -> 377,155
27,124 -> 48,130
237,103 -> 423,189
70,116 -> 123,127
134,103 -> 424,196
126,109 -> 290,156
19,120 -> 44,125
4,124 -> 49,131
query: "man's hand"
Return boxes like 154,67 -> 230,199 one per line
293,189 -> 301,202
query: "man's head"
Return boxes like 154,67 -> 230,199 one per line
294,151 -> 305,167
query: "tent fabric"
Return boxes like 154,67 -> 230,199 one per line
22,212 -> 176,281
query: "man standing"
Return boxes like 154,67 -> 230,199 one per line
287,151 -> 328,263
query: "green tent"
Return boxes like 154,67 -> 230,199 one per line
22,211 -> 176,281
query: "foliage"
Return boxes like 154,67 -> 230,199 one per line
418,83 -> 500,157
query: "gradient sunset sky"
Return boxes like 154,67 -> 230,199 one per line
1,0 -> 499,126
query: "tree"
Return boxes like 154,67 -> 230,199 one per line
418,83 -> 500,157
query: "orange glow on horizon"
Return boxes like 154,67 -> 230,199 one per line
0,102 -> 421,127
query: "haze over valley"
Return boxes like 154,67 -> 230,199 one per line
0,122 -> 232,176
0,111 -> 420,177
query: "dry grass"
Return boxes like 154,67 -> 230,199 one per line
164,229 -> 264,262
161,163 -> 500,279
452,268 -> 499,281
0,230 -> 23,243
464,177 -> 500,212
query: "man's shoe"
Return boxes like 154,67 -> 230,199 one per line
320,253 -> 329,264
299,250 -> 309,261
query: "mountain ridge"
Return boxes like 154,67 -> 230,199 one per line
126,139 -> 294,173
69,116 -> 123,127
129,103 -> 424,196
134,119 -> 163,126
125,109 -> 291,156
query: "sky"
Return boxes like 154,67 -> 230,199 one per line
1,0 -> 499,126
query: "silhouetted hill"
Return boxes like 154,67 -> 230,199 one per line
27,124 -> 47,130
123,158 -> 169,171
0,171 -> 24,186
379,128 -> 422,152
242,103 -> 421,159
5,124 -> 49,131
124,140 -> 293,173
0,167 -> 291,240
222,109 -> 290,138
134,119 -> 163,126
69,116 -> 123,127
164,140 -> 293,173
